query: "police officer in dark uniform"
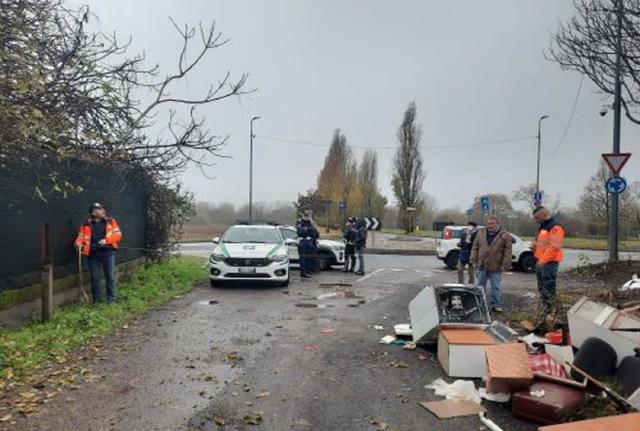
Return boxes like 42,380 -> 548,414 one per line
296,212 -> 319,278
354,218 -> 368,275
342,217 -> 357,272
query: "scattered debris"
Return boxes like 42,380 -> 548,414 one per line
379,335 -> 396,344
295,303 -> 318,308
317,287 -> 361,300
536,413 -> 640,430
478,412 -> 504,431
520,320 -> 536,332
391,339 -> 406,346
425,378 -> 481,404
367,418 -> 395,431
621,274 -> 640,291
389,361 -> 410,368
214,415 -> 226,426
394,324 -> 412,337
409,285 -> 491,343
373,325 -> 384,331
304,344 -> 319,352
320,328 -> 336,334
568,297 -> 640,365
419,399 -> 485,419
256,391 -> 270,398
479,388 -> 510,403
485,343 -> 533,394
529,354 -> 567,378
402,342 -> 417,350
243,411 -> 264,425
437,328 -> 495,378
512,378 -> 588,425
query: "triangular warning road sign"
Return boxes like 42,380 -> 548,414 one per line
602,153 -> 631,175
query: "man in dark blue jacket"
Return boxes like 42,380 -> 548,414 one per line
457,221 -> 477,284
296,212 -> 319,278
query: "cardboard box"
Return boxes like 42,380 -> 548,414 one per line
568,297 -> 640,366
538,412 -> 640,431
410,284 -> 491,343
485,343 -> 533,393
437,328 -> 497,378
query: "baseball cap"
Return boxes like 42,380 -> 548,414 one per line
89,202 -> 105,213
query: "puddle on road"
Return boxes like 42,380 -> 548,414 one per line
318,283 -> 353,288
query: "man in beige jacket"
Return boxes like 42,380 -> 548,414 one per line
471,216 -> 513,313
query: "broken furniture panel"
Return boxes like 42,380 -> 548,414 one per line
568,297 -> 640,366
409,284 -> 491,343
537,412 -> 640,430
485,343 -> 533,394
437,328 -> 497,378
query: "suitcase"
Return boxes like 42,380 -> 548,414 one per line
512,381 -> 587,425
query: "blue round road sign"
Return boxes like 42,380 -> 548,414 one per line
606,176 -> 627,194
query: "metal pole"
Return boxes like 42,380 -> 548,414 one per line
536,115 -> 549,194
249,116 -> 261,222
41,223 -> 53,321
609,0 -> 623,262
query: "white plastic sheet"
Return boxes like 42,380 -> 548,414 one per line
425,378 -> 482,404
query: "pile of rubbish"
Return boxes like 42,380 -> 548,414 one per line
383,284 -> 640,430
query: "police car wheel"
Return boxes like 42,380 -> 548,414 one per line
210,279 -> 221,288
317,253 -> 332,271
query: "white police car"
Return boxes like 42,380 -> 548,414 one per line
277,226 -> 345,270
209,224 -> 294,287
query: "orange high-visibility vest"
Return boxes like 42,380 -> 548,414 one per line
534,222 -> 564,263
75,217 -> 122,256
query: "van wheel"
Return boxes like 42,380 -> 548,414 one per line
519,253 -> 536,273
445,251 -> 459,270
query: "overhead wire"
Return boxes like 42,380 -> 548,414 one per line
254,134 -> 536,151
546,75 -> 585,156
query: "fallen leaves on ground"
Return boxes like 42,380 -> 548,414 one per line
225,352 -> 243,367
389,361 -> 409,369
214,415 -> 226,426
243,411 -> 264,425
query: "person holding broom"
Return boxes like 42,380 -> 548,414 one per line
74,203 -> 122,304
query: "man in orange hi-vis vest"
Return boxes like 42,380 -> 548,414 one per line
532,206 -> 564,318
75,203 -> 122,304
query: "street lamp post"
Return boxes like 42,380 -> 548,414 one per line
249,116 -> 261,222
536,115 -> 550,196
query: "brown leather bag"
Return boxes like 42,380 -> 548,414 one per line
512,381 -> 587,425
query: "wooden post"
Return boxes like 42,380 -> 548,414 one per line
41,223 -> 53,321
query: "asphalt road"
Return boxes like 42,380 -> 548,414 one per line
177,241 -> 640,271
10,253 -> 566,431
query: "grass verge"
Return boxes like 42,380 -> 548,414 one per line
0,256 -> 206,380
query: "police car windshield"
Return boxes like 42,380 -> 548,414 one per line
222,227 -> 282,244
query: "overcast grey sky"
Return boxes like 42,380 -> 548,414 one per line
83,0 -> 640,211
